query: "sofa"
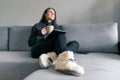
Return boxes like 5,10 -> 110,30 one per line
0,22 -> 120,80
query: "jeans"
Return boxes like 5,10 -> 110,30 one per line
31,31 -> 79,58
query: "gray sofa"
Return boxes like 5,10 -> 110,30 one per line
0,22 -> 120,80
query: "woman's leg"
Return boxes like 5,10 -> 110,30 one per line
54,33 -> 79,54
32,32 -> 80,58
31,37 -> 55,58
67,41 -> 79,53
54,33 -> 67,55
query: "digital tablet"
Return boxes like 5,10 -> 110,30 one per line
54,29 -> 66,33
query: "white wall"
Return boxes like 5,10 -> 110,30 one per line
0,0 -> 119,26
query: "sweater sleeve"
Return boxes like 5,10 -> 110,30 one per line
28,25 -> 38,47
28,23 -> 46,47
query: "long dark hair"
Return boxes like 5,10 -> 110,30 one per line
39,7 -> 58,26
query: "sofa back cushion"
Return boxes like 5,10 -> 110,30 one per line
0,27 -> 8,51
9,26 -> 31,51
63,23 -> 118,53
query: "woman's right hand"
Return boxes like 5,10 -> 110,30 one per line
41,27 -> 47,35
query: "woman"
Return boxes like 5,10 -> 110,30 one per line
28,7 -> 79,58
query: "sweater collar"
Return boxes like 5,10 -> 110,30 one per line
43,19 -> 53,26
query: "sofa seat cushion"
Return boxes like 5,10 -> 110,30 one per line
24,53 -> 120,80
0,51 -> 36,63
63,23 -> 118,53
0,51 -> 39,80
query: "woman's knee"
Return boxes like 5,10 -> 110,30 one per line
67,40 -> 79,52
67,41 -> 79,47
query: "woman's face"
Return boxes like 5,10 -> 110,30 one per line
45,9 -> 55,21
